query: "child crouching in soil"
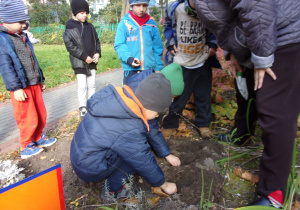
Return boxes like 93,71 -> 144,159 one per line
70,74 -> 177,199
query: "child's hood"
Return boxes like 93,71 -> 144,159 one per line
87,84 -> 149,129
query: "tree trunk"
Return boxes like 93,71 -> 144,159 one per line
121,0 -> 130,20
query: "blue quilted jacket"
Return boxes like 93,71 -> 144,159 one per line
194,0 -> 300,68
127,69 -> 171,158
0,31 -> 44,91
70,84 -> 165,187
114,12 -> 164,72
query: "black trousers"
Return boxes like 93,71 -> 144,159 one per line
232,68 -> 257,140
257,43 -> 300,197
163,62 -> 212,128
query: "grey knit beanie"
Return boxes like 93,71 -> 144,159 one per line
0,0 -> 30,23
129,0 -> 150,5
135,73 -> 172,113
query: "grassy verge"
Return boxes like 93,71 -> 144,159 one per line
0,44 -> 121,93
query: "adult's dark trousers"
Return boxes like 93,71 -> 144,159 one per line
163,62 -> 212,129
257,43 -> 300,197
232,68 -> 257,140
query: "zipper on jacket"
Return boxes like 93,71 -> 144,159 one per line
129,16 -> 145,70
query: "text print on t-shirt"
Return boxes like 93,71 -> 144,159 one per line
178,21 -> 205,55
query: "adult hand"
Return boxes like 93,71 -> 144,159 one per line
93,53 -> 100,64
85,56 -> 93,64
254,67 -> 276,90
160,182 -> 177,195
38,39 -> 42,44
40,82 -> 46,92
207,47 -> 216,57
14,89 -> 27,101
165,154 -> 181,166
171,45 -> 177,56
132,58 -> 141,67
230,54 -> 244,78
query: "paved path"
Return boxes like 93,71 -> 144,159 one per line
0,68 -> 123,151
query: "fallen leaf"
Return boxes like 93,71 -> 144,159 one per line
176,128 -> 192,138
185,103 -> 195,110
125,197 -> 138,204
0,93 -> 4,101
50,159 -> 55,162
138,176 -> 143,183
233,167 -> 259,185
178,121 -> 187,131
291,200 -> 300,210
148,197 -> 161,206
215,93 -> 223,103
151,187 -> 169,197
40,156 -> 47,160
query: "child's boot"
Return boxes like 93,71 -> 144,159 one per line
161,128 -> 177,139
199,127 -> 214,139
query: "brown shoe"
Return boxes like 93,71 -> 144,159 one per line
199,127 -> 214,139
161,128 -> 177,140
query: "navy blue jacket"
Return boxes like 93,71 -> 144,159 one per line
0,31 -> 44,91
127,69 -> 171,158
70,84 -> 165,187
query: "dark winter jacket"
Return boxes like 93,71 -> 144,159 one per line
0,27 -> 44,91
63,18 -> 101,74
163,0 -> 220,68
194,0 -> 300,68
127,69 -> 171,158
70,84 -> 165,187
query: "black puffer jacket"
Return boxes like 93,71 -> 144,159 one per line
63,19 -> 101,74
194,0 -> 300,68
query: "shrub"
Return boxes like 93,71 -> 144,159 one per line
99,30 -> 116,44
32,24 -> 65,45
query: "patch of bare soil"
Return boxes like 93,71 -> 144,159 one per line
7,111 -> 226,210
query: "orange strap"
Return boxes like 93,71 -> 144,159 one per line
115,85 -> 149,132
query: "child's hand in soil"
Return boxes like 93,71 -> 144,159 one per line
165,154 -> 181,166
160,182 -> 177,195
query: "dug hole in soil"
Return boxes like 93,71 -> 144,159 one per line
9,111 -> 246,209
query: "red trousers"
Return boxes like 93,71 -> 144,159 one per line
10,84 -> 47,149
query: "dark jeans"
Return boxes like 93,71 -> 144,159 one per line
123,70 -> 142,85
163,62 -> 212,128
104,160 -> 135,192
232,68 -> 257,140
257,43 -> 300,197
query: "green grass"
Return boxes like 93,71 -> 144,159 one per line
0,44 -> 121,92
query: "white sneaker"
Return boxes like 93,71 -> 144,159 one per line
79,106 -> 87,119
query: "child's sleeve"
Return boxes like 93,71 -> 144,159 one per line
146,119 -> 171,157
152,26 -> 164,71
205,29 -> 218,50
63,30 -> 88,61
163,4 -> 176,50
92,25 -> 101,57
0,45 -> 23,91
114,21 -> 133,64
112,130 -> 166,187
